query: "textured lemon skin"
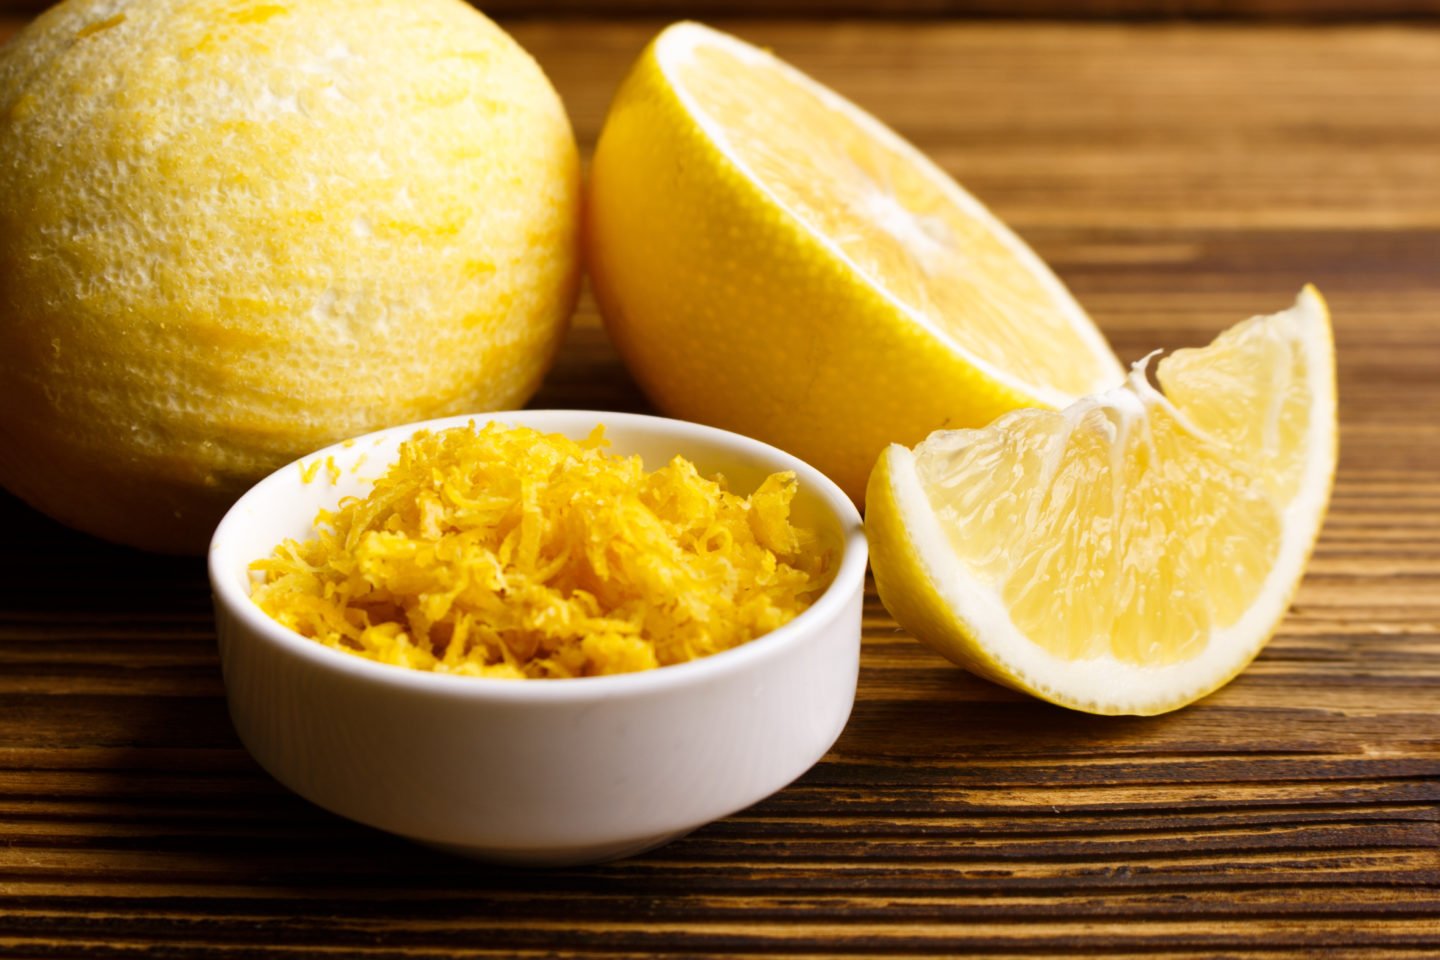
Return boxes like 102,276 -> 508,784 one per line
587,34 -> 1048,505
0,0 -> 580,552
864,292 -> 1338,716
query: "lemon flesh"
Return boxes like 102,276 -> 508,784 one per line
866,288 -> 1337,715
0,0 -> 580,552
588,22 -> 1123,502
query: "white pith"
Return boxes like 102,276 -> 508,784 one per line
654,22 -> 1126,408
885,288 -> 1336,713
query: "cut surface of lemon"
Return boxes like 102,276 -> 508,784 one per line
866,288 -> 1337,715
588,22 -> 1123,501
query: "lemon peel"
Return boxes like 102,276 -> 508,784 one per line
252,423 -> 833,679
0,0 -> 579,552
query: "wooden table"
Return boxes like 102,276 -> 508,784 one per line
3,14 -> 1438,959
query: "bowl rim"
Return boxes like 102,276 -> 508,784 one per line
208,409 -> 868,704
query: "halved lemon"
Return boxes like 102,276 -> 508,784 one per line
587,22 -> 1124,502
866,288 -> 1337,715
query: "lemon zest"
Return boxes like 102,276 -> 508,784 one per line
252,423 -> 832,678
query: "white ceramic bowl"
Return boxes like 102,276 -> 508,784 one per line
209,411 -> 867,866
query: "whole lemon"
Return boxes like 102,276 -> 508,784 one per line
0,0 -> 580,552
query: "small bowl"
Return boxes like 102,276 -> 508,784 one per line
209,411 -> 867,866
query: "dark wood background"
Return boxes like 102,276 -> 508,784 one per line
4,0 -> 1440,17
2,8 -> 1438,959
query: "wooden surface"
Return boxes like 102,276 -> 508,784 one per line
7,0 -> 1440,19
3,16 -> 1439,959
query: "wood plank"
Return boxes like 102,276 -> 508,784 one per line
4,1 -> 1440,20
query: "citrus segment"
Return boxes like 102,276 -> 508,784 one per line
866,288 -> 1336,715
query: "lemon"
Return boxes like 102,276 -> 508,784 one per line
0,0 -> 580,553
587,22 -> 1123,502
866,288 -> 1337,716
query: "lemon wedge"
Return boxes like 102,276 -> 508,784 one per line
865,288 -> 1337,715
588,22 -> 1123,501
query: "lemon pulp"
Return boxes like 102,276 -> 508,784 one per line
867,288 -> 1337,714
588,22 -> 1123,502
673,39 -> 1110,398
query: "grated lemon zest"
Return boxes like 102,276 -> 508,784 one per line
251,423 -> 832,678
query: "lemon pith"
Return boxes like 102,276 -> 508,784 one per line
866,288 -> 1337,716
587,22 -> 1123,503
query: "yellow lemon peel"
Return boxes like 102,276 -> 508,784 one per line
252,423 -> 832,679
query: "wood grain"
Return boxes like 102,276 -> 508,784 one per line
1,15 -> 1438,959
4,1 -> 1440,20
